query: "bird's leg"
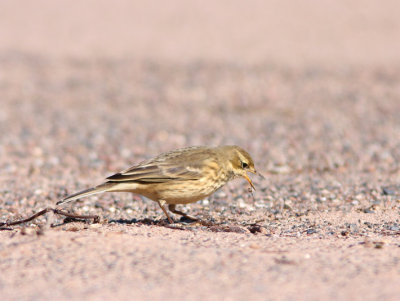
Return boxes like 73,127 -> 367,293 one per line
168,204 -> 198,222
156,200 -> 174,224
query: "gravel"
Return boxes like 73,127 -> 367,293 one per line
1,1 -> 400,301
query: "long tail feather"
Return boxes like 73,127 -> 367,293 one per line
57,183 -> 113,205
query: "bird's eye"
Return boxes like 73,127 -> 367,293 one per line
241,161 -> 248,169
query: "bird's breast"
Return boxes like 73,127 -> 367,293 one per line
141,167 -> 230,204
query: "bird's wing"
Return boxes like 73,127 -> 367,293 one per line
106,163 -> 203,183
106,146 -> 216,183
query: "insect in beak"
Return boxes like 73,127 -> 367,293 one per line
243,174 -> 256,191
256,171 -> 265,179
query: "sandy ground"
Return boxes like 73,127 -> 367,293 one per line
1,1 -> 400,300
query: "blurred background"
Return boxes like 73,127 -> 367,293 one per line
1,0 -> 400,65
1,0 -> 400,217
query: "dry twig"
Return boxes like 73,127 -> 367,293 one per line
0,208 -> 100,230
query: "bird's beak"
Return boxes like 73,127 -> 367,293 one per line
249,168 -> 257,175
243,174 -> 256,191
250,168 -> 265,179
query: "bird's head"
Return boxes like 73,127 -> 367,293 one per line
220,145 -> 257,190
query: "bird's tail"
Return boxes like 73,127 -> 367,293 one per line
57,183 -> 114,205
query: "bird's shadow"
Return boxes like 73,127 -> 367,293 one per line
109,217 -> 167,225
107,217 -> 260,234
108,216 -> 208,228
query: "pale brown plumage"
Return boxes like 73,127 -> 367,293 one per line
57,145 -> 257,223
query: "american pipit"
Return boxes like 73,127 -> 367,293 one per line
57,145 -> 257,223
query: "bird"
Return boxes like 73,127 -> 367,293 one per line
57,145 -> 257,223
